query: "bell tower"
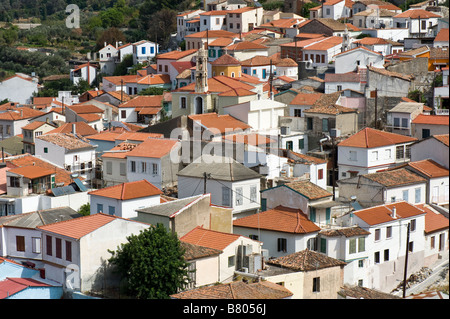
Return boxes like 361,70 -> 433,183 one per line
195,47 -> 209,93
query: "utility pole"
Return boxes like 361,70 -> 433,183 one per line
331,136 -> 336,200
374,88 -> 378,129
402,222 -> 411,298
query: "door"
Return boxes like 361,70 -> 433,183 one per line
325,208 -> 331,225
439,233 -> 445,251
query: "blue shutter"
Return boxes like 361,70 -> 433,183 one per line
261,198 -> 267,212
310,207 -> 316,222
326,207 -> 331,224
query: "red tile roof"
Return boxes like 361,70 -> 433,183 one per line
290,92 -> 323,106
181,226 -> 242,250
234,205 -> 321,234
119,95 -> 164,108
433,134 -> 449,146
354,201 -> 426,226
435,28 -> 449,43
338,127 -> 417,148
222,133 -> 275,146
415,204 -> 449,234
0,108 -> 45,121
364,168 -> 426,187
394,9 -> 441,19
407,159 -> 449,178
37,213 -> 144,239
285,180 -> 333,200
225,41 -> 268,51
0,278 -> 51,299
125,138 -> 178,158
189,112 -> 251,133
412,114 -> 449,126
8,166 -> 55,179
267,249 -> 347,271
210,54 -> 241,66
88,179 -> 162,200
47,122 -> 98,136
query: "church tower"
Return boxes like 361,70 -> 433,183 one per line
195,47 -> 209,93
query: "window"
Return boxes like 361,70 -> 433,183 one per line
141,162 -> 147,173
262,69 -> 267,79
44,147 -> 48,153
235,187 -> 243,206
358,237 -> 365,252
108,206 -> 116,216
421,20 -> 426,30
150,47 -> 154,54
121,110 -> 127,119
130,161 -> 136,173
46,235 -> 52,256
236,23 -> 240,29
66,241 -> 72,262
316,54 -> 320,63
374,251 -> 380,263
349,238 -> 356,254
307,117 -> 313,130
337,85 -> 342,91
299,138 -> 304,150
318,169 -> 324,180
16,236 -> 25,252
321,55 -> 325,63
408,241 -> 414,253
55,238 -> 62,259
401,118 -> 408,128
422,128 -> 431,138
152,163 -> 158,175
402,190 -> 409,202
180,97 -> 187,109
229,23 -> 233,29
141,47 -> 146,55
313,277 -> 320,292
386,226 -> 392,238
32,237 -> 41,254
250,185 -> 257,203
320,238 -> 327,253
385,149 -> 391,159
277,238 -> 287,252
415,188 -> 421,203
203,19 -> 207,25
309,207 -> 316,222
396,145 -> 404,159
375,229 -> 381,241
164,65 -> 168,72
410,219 -> 416,231
349,151 -> 357,161
326,8 -> 330,15
228,255 -> 235,267
307,237 -> 317,251
358,260 -> 364,268
286,141 -> 293,150
372,151 -> 378,161
391,196 -> 396,203
431,236 -> 435,249
106,161 -> 112,175
405,145 -> 411,159
222,187 -> 231,206
9,176 -> 20,188
294,109 -> 302,117
358,279 -> 363,287
384,249 -> 390,261
97,203 -> 103,214
120,162 -> 126,176
322,118 -> 329,132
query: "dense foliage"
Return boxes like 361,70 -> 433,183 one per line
108,224 -> 190,299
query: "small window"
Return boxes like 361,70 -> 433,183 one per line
108,206 -> 116,216
228,255 -> 235,267
152,163 -> 158,175
402,190 -> 409,202
235,187 -> 243,206
120,163 -> 126,176
106,161 -> 112,175
180,97 -> 187,109
66,241 -> 72,262
97,203 -> 103,214
349,238 -> 356,254
358,260 -> 364,268
375,229 -> 381,241
358,237 -> 365,252
294,109 -> 302,117
384,249 -> 389,261
415,188 -> 421,203
121,110 -> 127,119
318,169 -> 324,180
250,185 -> 257,203
313,277 -> 320,292
130,161 -> 136,173
386,226 -> 392,238
277,238 -> 287,252
32,237 -> 41,254
374,251 -> 380,264
46,235 -> 52,256
299,138 -> 305,150
286,141 -> 293,150
410,219 -> 416,231
222,187 -> 230,207
55,238 -> 62,259
44,147 -> 48,153
16,236 -> 25,252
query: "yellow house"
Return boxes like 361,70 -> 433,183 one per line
211,54 -> 242,78
398,46 -> 449,71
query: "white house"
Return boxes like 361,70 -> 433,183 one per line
386,101 -> 425,136
302,36 -> 343,67
393,9 -> 441,38
176,9 -> 205,41
0,207 -> 80,260
349,201 -> 427,292
35,133 -> 97,182
287,151 -> 329,189
320,0 -> 353,20
132,40 -> 159,65
177,155 -> 261,218
125,138 -> 180,190
352,8 -> 396,29
337,127 -> 418,178
199,10 -> 227,32
180,226 -> 261,282
98,44 -> 118,75
411,114 -> 449,140
288,92 -> 323,118
0,108 -> 45,140
37,213 -> 150,292
88,179 -> 162,218
333,46 -> 384,74
240,55 -> 273,81
101,141 -> 138,187
0,74 -> 41,105
324,72 -> 364,94
70,63 -> 97,86
410,134 -> 449,169
405,159 -> 449,206
337,168 -> 427,207
223,99 -> 287,134
233,205 -> 321,259
21,121 -> 57,155
226,6 -> 264,34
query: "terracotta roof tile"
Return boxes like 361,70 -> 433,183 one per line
101,142 -> 138,159
119,95 -> 164,108
8,166 -> 55,179
266,249 -> 346,271
181,226 -> 242,250
416,204 -> 450,234
364,168 -> 426,187
67,104 -> 104,114
125,138 -> 178,158
88,179 -> 162,200
304,103 -> 357,115
225,41 -> 268,51
320,226 -> 370,237
36,133 -> 95,150
412,114 -> 449,125
303,36 -> 343,51
5,154 -> 76,186
222,133 -> 275,146
0,108 -> 45,121
234,205 -> 321,234
0,278 -> 51,299
240,55 -> 273,67
394,9 -> 440,19
338,127 -> 417,148
285,180 -> 333,200
353,201 -> 426,226
290,93 -> 324,107
407,159 -> 449,178
47,122 -> 97,136
171,280 -> 293,299
433,134 -> 449,146
435,28 -> 449,43
211,54 -> 241,66
189,112 -> 251,133
185,30 -> 238,39
21,121 -> 53,131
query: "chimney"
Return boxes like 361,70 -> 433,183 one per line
72,123 -> 76,135
392,206 -> 397,219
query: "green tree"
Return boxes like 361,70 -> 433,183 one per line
108,223 -> 190,299
113,53 -> 133,76
78,203 -> 90,216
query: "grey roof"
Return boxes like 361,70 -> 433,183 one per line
136,194 -> 204,217
177,155 -> 261,182
388,102 -> 423,113
0,207 -> 81,229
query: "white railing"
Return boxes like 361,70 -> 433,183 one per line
435,109 -> 449,116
